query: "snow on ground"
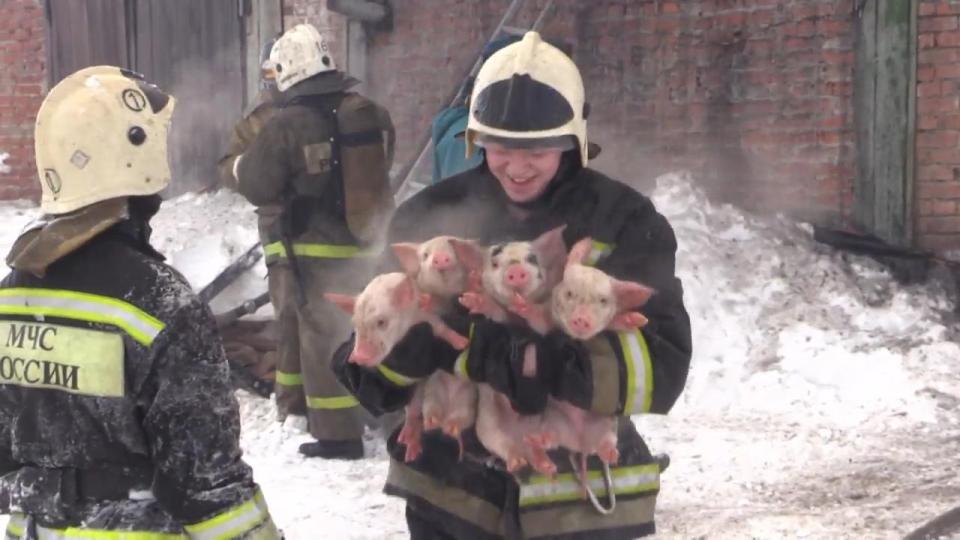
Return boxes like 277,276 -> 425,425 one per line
1,173 -> 959,538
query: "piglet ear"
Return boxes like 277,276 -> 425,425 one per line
391,276 -> 417,308
324,292 -> 357,314
449,238 -> 484,272
611,279 -> 655,310
531,225 -> 568,264
391,242 -> 422,276
566,237 -> 594,268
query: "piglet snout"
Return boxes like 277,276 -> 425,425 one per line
504,264 -> 530,289
431,251 -> 455,271
350,339 -> 379,366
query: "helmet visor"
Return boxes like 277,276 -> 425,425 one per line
474,133 -> 576,152
472,74 -> 574,133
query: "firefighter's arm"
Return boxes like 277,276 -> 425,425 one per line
143,299 -> 280,539
340,96 -> 396,244
580,205 -> 692,416
217,113 -> 260,190
235,117 -> 292,207
332,322 -> 463,416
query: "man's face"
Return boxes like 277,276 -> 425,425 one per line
483,142 -> 563,203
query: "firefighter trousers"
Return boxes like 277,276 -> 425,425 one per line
268,261 -> 363,442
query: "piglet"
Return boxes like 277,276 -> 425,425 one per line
391,236 -> 481,459
452,225 -> 568,323
474,384 -> 557,476
325,272 -> 469,462
513,237 -> 654,490
449,227 -> 568,475
392,236 -> 478,304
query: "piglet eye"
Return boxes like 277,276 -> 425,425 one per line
525,253 -> 538,266
377,318 -> 387,329
565,290 -> 573,299
491,261 -> 499,270
422,252 -> 429,260
599,297 -> 609,306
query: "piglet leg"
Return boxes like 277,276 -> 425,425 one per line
424,314 -> 470,350
459,291 -> 509,323
608,311 -> 649,332
397,384 -> 426,462
510,292 -> 553,335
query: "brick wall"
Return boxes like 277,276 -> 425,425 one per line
0,0 -> 45,201
917,1 -> 960,252
344,0 -> 858,225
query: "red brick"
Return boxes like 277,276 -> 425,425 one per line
919,216 -> 960,233
920,16 -> 959,33
919,96 -> 960,114
918,66 -> 938,82
921,33 -> 938,48
920,81 -> 943,97
921,3 -> 938,17
919,164 -> 956,181
936,63 -> 960,79
660,2 -> 680,14
933,200 -> 958,215
920,48 -> 960,64
937,3 -> 960,15
917,182 -> 960,200
937,30 -> 960,47
939,114 -> 960,129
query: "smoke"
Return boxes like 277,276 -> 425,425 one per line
151,43 -> 250,197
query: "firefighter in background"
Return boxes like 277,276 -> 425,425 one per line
234,24 -> 396,459
217,37 -> 280,191
0,66 -> 280,538
334,32 -> 691,538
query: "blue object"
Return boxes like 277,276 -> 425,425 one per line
431,106 -> 480,183
431,35 -> 523,184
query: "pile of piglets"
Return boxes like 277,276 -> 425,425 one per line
325,226 -> 654,491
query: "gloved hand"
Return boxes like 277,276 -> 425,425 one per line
463,318 -> 556,415
379,313 -> 470,379
535,330 -> 594,411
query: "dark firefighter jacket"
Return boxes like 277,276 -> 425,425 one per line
234,72 -> 394,267
334,158 -> 693,539
0,203 -> 278,539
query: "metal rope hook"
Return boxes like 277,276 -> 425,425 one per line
569,454 -> 617,515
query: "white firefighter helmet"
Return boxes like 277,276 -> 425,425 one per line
34,65 -> 176,215
269,23 -> 336,92
465,31 -> 589,166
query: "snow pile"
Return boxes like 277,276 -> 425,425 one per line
653,171 -> 956,427
0,152 -> 10,175
150,190 -> 268,314
0,174 -> 958,538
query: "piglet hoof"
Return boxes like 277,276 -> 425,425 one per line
510,292 -> 531,315
397,424 -> 423,462
459,292 -> 486,314
506,456 -> 529,474
613,311 -> 649,330
404,440 -> 423,463
423,415 -> 442,431
597,442 -> 620,465
445,331 -> 470,350
467,270 -> 484,292
524,432 -> 555,451
529,450 -> 558,477
418,293 -> 434,313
